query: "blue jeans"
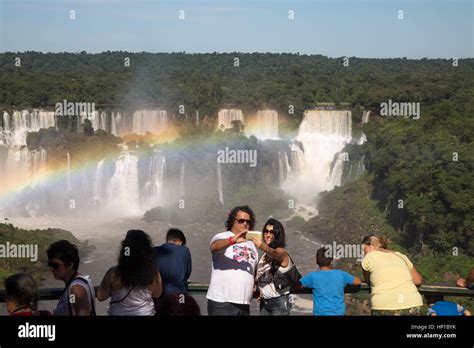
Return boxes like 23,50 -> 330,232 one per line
207,300 -> 250,316
260,294 -> 291,316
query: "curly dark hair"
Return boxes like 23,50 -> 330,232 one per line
47,240 -> 80,271
116,230 -> 157,289
225,205 -> 256,231
262,218 -> 286,249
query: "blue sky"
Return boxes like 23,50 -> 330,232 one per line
1,0 -> 472,58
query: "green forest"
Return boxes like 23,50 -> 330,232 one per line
1,51 -> 473,258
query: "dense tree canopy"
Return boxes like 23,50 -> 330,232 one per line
1,51 -> 472,255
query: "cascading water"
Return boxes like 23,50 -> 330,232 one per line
327,152 -> 346,188
132,109 -> 168,135
283,110 -> 352,206
100,112 -> 107,132
111,112 -> 123,136
93,160 -> 105,204
1,110 -> 56,146
106,152 -> 140,215
31,149 -> 47,187
142,153 -> 166,210
217,109 -> 244,130
278,152 -> 284,188
248,110 -> 279,140
217,161 -> 224,205
278,151 -> 291,188
362,110 -> 371,124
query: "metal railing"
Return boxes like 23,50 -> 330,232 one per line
1,283 -> 473,303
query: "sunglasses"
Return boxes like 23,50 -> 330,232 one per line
48,261 -> 64,270
235,218 -> 251,225
263,229 -> 275,234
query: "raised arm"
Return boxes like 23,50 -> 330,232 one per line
210,231 -> 247,253
251,236 -> 288,266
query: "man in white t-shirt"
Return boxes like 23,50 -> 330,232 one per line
206,205 -> 258,315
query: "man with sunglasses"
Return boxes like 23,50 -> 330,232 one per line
47,240 -> 96,316
207,205 -> 258,315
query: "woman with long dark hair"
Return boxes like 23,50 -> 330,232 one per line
253,218 -> 293,315
97,230 -> 162,315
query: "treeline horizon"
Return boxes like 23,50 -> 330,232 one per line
0,51 -> 472,256
1,51 -> 473,118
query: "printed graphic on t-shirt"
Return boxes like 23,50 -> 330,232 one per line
232,244 -> 257,263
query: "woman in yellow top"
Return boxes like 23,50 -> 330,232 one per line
361,235 -> 423,315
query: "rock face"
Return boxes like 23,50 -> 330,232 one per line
300,176 -> 397,246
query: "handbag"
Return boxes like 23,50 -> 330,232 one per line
271,254 -> 302,293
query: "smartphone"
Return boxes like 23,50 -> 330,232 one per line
245,231 -> 262,241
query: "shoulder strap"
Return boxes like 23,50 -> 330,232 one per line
270,250 -> 296,276
110,287 -> 134,305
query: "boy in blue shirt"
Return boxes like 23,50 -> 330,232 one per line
298,247 -> 360,316
425,294 -> 471,316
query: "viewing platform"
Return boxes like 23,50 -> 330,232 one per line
1,283 -> 473,303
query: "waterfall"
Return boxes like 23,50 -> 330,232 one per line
160,157 -> 166,198
83,111 -> 107,132
362,111 -> 371,124
93,160 -> 105,203
111,112 -> 117,135
100,112 -> 107,132
328,152 -> 346,188
282,110 -> 352,204
278,151 -> 291,188
217,161 -> 224,205
288,143 -> 306,176
357,133 -> 367,145
31,148 -> 47,187
0,146 -> 49,216
248,110 -> 279,139
343,155 -> 366,184
179,162 -> 185,198
0,110 -> 56,146
2,111 -> 11,131
142,153 -> 166,209
106,152 -> 140,215
278,152 -> 284,188
132,109 -> 168,135
217,109 -> 244,130
85,111 -> 106,132
2,148 -> 33,191
66,152 -> 72,191
110,112 -> 124,136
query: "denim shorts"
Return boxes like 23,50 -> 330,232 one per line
260,294 -> 291,316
